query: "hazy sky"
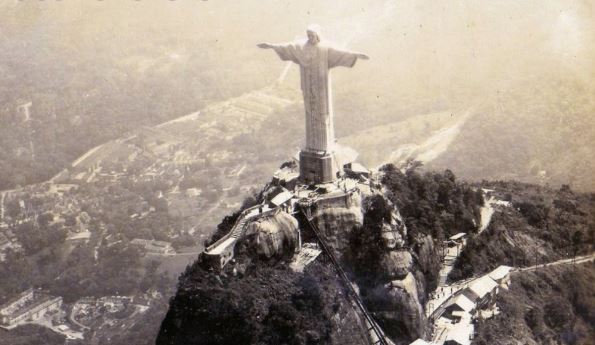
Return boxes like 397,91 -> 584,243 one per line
3,0 -> 593,85
2,0 -> 593,130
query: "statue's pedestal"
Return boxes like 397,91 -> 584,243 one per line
299,150 -> 338,184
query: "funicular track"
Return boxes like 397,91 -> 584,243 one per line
297,205 -> 391,345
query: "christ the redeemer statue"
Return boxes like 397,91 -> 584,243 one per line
258,25 -> 368,184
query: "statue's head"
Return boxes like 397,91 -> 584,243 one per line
306,24 -> 321,45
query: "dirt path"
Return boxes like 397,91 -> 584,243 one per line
427,192 -> 511,317
388,110 -> 473,167
478,192 -> 511,234
515,253 -> 595,272
69,305 -> 90,331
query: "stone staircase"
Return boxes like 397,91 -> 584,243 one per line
230,217 -> 248,239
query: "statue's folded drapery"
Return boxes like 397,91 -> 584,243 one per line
271,42 -> 360,153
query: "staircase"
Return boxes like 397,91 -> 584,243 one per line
204,205 -> 279,268
230,217 -> 248,239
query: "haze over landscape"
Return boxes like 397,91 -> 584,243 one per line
0,1 -> 593,344
1,0 -> 594,191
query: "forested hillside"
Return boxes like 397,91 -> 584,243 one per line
449,181 -> 595,281
473,264 -> 595,345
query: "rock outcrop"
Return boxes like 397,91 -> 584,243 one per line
242,210 -> 299,258
313,203 -> 363,259
382,272 -> 428,341
412,234 -> 442,291
381,250 -> 414,280
159,167 -> 485,344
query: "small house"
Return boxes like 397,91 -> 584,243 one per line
488,265 -> 512,288
270,189 -> 294,212
344,162 -> 370,179
443,294 -> 476,322
462,275 -> 499,309
447,233 -> 467,246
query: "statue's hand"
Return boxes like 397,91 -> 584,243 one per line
357,53 -> 370,60
257,43 -> 272,49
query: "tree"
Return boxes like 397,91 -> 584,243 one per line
37,212 -> 53,228
6,199 -> 21,222
571,230 -> 583,258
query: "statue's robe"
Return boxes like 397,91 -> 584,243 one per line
271,41 -> 360,153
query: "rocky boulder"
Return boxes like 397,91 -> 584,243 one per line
243,211 -> 299,259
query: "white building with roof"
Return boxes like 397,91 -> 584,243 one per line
444,328 -> 472,345
449,233 -> 467,241
462,275 -> 499,309
443,294 -> 476,322
130,238 -> 175,255
447,233 -> 467,247
270,189 -> 294,212
0,289 -> 63,327
488,265 -> 512,288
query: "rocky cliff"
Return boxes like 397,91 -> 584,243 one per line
157,165 -> 483,344
312,201 -> 363,259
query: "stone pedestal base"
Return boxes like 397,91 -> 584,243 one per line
299,150 -> 337,184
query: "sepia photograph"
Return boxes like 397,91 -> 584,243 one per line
0,1 -> 593,344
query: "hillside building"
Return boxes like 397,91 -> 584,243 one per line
442,294 -> 476,322
0,289 -> 63,327
269,189 -> 294,212
447,233 -> 467,247
488,265 -> 512,288
130,238 -> 175,255
461,275 -> 499,309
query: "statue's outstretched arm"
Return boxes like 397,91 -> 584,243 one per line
257,42 -> 299,64
328,47 -> 369,68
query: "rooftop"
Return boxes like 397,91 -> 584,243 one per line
270,190 -> 293,207
466,276 -> 498,299
449,233 -> 467,241
0,289 -> 34,312
488,265 -> 512,281
410,339 -> 432,345
443,313 -> 474,345
447,294 -> 476,313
